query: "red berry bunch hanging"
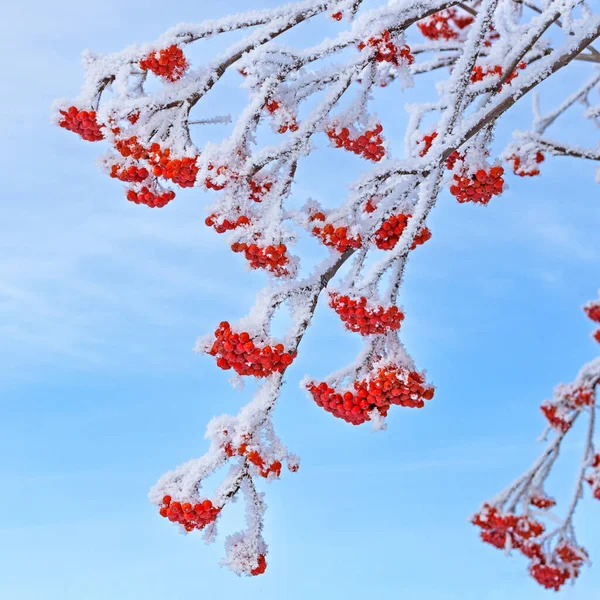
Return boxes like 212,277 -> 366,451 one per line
208,321 -> 296,377
251,554 -> 267,576
540,402 -> 571,432
584,301 -> 600,323
230,242 -> 290,277
205,214 -> 250,233
417,9 -> 473,40
445,150 -> 463,170
329,292 -> 404,335
326,124 -> 385,161
110,164 -> 149,183
249,179 -> 273,202
449,166 -> 504,204
139,45 -> 188,82
158,495 -> 214,529
159,495 -> 220,532
585,453 -> 600,500
59,106 -> 104,142
508,151 -> 544,176
149,145 -> 198,188
331,11 -> 343,21
419,131 -> 438,157
126,186 -> 175,208
309,212 -> 362,252
115,135 -> 150,160
529,494 -> 556,509
223,442 -> 284,479
529,543 -> 588,591
264,99 -> 299,133
373,213 -> 432,250
306,365 -> 434,425
205,164 -> 234,191
358,30 -> 414,66
471,62 -> 526,89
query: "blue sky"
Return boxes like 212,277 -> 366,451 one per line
1,1 -> 600,598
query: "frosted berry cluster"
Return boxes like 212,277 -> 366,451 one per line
473,504 -> 588,591
224,442 -> 283,479
205,213 -> 250,233
230,242 -> 290,277
110,164 -> 149,183
139,45 -> 188,82
529,494 -> 556,509
417,8 -> 473,40
418,131 -> 437,157
584,300 -> 600,342
585,453 -> 600,500
251,555 -> 267,576
306,365 -> 434,425
331,11 -> 343,21
309,212 -> 361,252
59,107 -> 104,142
540,403 -> 572,432
329,292 -> 404,335
508,151 -> 545,177
265,100 -> 299,134
471,62 -> 526,89
149,146 -> 198,188
358,30 -> 414,66
208,321 -> 295,377
374,213 -> 432,250
326,124 -> 385,161
449,166 -> 504,204
249,179 -> 273,202
158,495 -> 220,532
126,186 -> 175,208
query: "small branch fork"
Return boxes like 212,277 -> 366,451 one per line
57,0 -> 600,581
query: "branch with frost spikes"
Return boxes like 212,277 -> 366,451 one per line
524,133 -> 600,161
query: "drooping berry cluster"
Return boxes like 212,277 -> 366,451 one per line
306,365 -> 434,425
264,100 -> 299,134
149,146 -> 198,188
230,242 -> 290,277
158,495 -> 220,532
205,214 -> 250,233
309,212 -> 361,253
373,213 -> 432,250
584,300 -> 600,342
508,151 -> 544,177
329,292 -> 404,335
59,106 -> 104,142
585,453 -> 600,500
139,45 -> 188,82
326,124 -> 385,161
126,186 -> 175,208
223,442 -> 283,479
540,403 -> 572,432
417,9 -> 473,40
249,179 -> 273,202
208,321 -> 295,377
449,166 -> 504,204
529,494 -> 556,509
110,164 -> 149,183
331,11 -> 343,21
204,164 -> 232,191
251,555 -> 267,576
471,505 -> 586,591
419,131 -> 438,157
358,30 -> 414,66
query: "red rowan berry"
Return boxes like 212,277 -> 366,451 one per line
140,45 -> 188,82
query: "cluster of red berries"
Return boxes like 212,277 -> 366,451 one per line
307,365 -> 434,425
115,135 -> 150,160
251,555 -> 267,576
205,214 -> 250,233
204,164 -> 233,191
449,166 -> 505,204
223,442 -> 283,479
249,179 -> 273,202
419,131 -> 438,157
471,62 -> 526,89
331,11 -> 343,21
158,495 -> 220,532
585,454 -> 600,500
139,45 -> 188,82
126,186 -> 175,208
585,300 -> 600,342
264,100 -> 299,133
374,213 -> 432,250
329,292 -> 404,335
471,504 -> 582,590
149,146 -> 198,188
358,30 -> 414,66
508,151 -> 544,177
110,164 -> 149,183
529,494 -> 556,509
417,9 -> 473,40
59,106 -> 104,142
541,403 -> 571,432
230,242 -> 290,277
309,212 -> 362,253
327,124 -> 385,161
208,321 -> 295,377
